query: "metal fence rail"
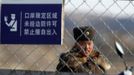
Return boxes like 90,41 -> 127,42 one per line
0,0 -> 134,74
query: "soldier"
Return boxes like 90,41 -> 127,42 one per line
56,26 -> 111,74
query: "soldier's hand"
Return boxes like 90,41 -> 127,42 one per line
95,56 -> 111,71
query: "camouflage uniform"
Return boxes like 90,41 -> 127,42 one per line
56,49 -> 111,74
56,26 -> 111,74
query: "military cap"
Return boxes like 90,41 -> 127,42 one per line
73,26 -> 95,41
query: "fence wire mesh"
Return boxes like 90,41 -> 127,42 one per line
0,0 -> 134,74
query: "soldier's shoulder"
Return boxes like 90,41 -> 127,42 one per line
60,52 -> 69,59
59,52 -> 73,61
59,51 -> 80,61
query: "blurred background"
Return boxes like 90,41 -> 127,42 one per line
0,0 -> 134,74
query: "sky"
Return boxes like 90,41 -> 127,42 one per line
65,0 -> 134,17
0,0 -> 134,17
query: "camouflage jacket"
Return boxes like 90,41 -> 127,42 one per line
56,49 -> 111,74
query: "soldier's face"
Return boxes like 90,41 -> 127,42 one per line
78,40 -> 94,56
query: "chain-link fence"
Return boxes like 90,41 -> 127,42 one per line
0,0 -> 134,74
